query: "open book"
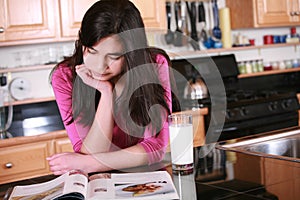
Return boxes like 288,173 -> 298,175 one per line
8,170 -> 179,200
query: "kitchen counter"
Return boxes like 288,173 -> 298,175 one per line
0,107 -> 209,185
0,130 -> 67,148
1,137 -> 290,200
1,113 -> 299,199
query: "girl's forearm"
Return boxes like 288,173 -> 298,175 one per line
86,144 -> 149,173
81,91 -> 114,154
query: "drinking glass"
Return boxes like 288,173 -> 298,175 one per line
168,114 -> 194,174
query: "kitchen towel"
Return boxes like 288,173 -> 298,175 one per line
219,7 -> 232,48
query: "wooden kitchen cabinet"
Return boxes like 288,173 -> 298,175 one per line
0,141 -> 53,184
0,130 -> 72,184
59,0 -> 166,38
226,0 -> 300,29
55,137 -> 73,153
263,157 -> 300,200
131,0 -> 166,29
234,153 -> 300,199
0,0 -> 58,45
58,0 -> 97,38
0,0 -> 166,46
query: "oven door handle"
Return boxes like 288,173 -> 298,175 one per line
217,127 -> 238,132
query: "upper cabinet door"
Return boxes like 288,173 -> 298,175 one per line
59,0 -> 97,38
256,0 -> 292,25
59,0 -> 166,39
0,0 -> 57,43
0,0 -> 167,45
131,0 -> 166,29
227,0 -> 300,29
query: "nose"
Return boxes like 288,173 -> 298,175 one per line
96,57 -> 109,73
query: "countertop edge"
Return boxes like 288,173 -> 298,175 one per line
0,130 -> 67,148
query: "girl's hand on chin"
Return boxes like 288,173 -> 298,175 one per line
75,64 -> 113,93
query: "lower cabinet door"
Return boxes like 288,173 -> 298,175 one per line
0,141 -> 52,184
55,138 -> 73,153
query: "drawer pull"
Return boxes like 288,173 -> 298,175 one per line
5,162 -> 13,168
0,27 -> 4,33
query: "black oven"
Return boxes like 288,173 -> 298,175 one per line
171,54 -> 299,142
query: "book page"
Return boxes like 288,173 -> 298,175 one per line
8,173 -> 68,200
87,173 -> 114,199
8,170 -> 88,200
63,170 -> 88,199
87,171 -> 179,200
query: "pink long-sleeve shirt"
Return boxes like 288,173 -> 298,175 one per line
51,54 -> 172,164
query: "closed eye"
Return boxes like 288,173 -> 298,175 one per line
87,47 -> 97,54
107,53 -> 124,60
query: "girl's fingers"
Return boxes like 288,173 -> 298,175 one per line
75,64 -> 113,92
47,153 -> 68,160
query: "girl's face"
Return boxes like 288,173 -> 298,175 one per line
83,35 -> 125,82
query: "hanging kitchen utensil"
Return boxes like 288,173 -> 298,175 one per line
198,1 -> 208,42
212,0 -> 221,40
185,1 -> 200,50
173,1 -> 183,46
180,1 -> 189,45
164,1 -> 174,44
207,0 -> 215,37
198,1 -> 205,23
201,0 -> 215,48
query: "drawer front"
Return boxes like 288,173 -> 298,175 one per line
0,142 -> 51,183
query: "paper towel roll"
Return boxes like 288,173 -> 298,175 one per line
219,7 -> 232,48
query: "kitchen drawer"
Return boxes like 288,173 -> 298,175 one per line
0,141 -> 52,184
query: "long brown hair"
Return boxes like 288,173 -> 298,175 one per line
50,0 -> 180,138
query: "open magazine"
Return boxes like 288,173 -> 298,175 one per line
8,170 -> 179,200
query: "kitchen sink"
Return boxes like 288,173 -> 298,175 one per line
217,128 -> 300,163
242,136 -> 300,158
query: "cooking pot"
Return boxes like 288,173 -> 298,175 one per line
183,77 -> 208,100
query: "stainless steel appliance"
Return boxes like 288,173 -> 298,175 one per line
171,54 -> 300,142
183,76 -> 208,101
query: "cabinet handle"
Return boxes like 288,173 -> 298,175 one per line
5,162 -> 13,168
0,27 -> 4,33
295,11 -> 300,16
290,11 -> 296,16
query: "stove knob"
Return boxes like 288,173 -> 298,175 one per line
268,102 -> 278,111
226,110 -> 235,119
281,99 -> 292,109
240,107 -> 249,116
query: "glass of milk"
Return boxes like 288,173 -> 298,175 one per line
168,114 -> 194,175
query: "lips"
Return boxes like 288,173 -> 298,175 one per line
91,71 -> 110,80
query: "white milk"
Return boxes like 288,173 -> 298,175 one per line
169,124 -> 193,165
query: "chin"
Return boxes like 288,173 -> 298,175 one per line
92,75 -> 110,81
